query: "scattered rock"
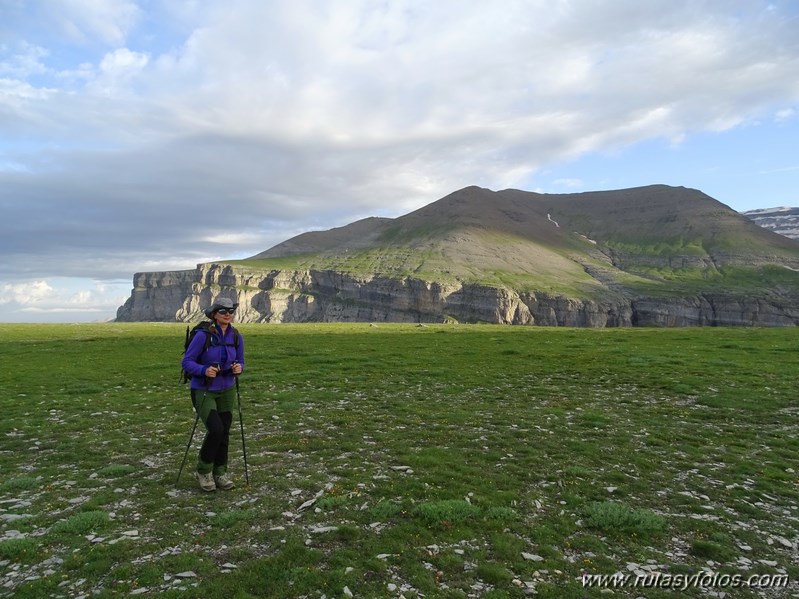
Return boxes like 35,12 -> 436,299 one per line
298,498 -> 317,511
775,537 -> 794,549
522,553 -> 544,562
759,560 -> 779,567
309,525 -> 338,534
0,514 -> 31,522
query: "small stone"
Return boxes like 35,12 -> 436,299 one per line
298,498 -> 317,511
309,525 -> 338,534
0,514 -> 31,522
759,560 -> 778,567
521,553 -> 543,562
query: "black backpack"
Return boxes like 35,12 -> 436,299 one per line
180,321 -> 240,383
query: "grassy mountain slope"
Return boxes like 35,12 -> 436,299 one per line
241,185 -> 799,298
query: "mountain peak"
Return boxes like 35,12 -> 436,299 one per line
119,185 -> 799,326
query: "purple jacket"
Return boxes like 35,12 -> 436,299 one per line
181,324 -> 245,391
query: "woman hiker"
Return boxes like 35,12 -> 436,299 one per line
181,297 -> 245,491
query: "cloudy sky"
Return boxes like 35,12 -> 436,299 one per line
2,0 -> 798,322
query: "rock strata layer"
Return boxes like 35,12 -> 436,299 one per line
115,263 -> 799,327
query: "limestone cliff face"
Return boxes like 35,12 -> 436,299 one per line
115,263 -> 799,327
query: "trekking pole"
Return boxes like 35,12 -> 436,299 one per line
234,372 -> 250,486
175,388 -> 208,486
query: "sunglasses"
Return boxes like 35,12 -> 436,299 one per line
216,308 -> 236,315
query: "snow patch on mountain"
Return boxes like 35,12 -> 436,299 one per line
744,207 -> 799,240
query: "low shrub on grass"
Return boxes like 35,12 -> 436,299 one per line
476,561 -> 514,585
583,501 -> 666,537
0,537 -> 39,562
0,476 -> 40,493
483,506 -> 519,524
210,509 -> 259,528
414,499 -> 480,526
690,538 -> 736,561
369,500 -> 404,520
316,495 -> 350,511
50,510 -> 111,535
97,464 -> 136,478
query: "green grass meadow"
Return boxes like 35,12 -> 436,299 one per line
1,323 -> 798,598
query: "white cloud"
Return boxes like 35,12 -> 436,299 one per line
56,0 -> 141,46
90,48 -> 149,95
0,41 -> 49,78
0,280 -> 54,305
0,278 -> 129,322
99,48 -> 148,73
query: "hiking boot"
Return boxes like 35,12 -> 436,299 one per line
214,474 -> 235,490
194,471 -> 216,492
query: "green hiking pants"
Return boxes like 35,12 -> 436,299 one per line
191,386 -> 238,475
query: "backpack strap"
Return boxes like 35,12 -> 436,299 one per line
206,324 -> 239,349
